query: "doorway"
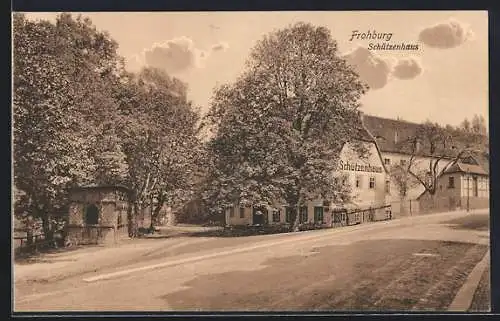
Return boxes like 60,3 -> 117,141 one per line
85,204 -> 99,225
252,206 -> 267,225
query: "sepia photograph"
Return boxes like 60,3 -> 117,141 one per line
12,10 -> 490,313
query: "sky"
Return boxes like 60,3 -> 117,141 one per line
23,11 -> 488,127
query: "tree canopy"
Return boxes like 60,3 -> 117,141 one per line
13,13 -> 202,238
203,22 -> 368,229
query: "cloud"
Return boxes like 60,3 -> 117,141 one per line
418,18 -> 474,49
211,41 -> 229,52
343,46 -> 394,90
126,37 -> 229,74
343,46 -> 423,89
142,37 -> 208,74
392,57 -> 423,80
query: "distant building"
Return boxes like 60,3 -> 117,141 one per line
417,162 -> 489,212
362,114 -> 489,213
66,185 -> 130,245
362,115 -> 446,202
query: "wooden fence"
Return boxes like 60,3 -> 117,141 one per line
332,205 -> 392,228
13,232 -> 51,253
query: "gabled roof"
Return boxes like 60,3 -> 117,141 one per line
468,151 -> 490,175
444,163 -> 488,176
362,115 -> 421,154
357,112 -> 390,174
353,117 -> 377,143
362,114 -> 489,161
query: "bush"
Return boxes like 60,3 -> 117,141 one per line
298,222 -> 328,231
222,224 -> 292,237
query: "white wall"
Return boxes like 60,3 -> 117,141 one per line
336,142 -> 388,209
381,151 -> 451,201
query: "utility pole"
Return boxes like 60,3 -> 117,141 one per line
466,169 -> 470,213
149,194 -> 154,232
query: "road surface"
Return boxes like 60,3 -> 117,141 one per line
14,210 -> 490,312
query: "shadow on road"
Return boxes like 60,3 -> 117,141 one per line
14,244 -> 104,265
152,225 -> 294,238
442,213 -> 489,232
161,239 -> 488,312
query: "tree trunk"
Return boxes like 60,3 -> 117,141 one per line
151,195 -> 165,228
430,193 -> 437,213
399,196 -> 407,215
286,192 -> 301,232
41,211 -> 53,245
25,214 -> 35,246
26,228 -> 34,246
128,201 -> 139,238
291,207 -> 300,232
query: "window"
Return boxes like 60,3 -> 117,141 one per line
385,180 -> 390,193
285,207 -> 295,223
299,206 -> 308,223
384,158 -> 391,165
473,176 -> 478,197
369,177 -> 376,189
314,207 -> 324,223
355,176 -> 362,188
239,207 -> 245,218
272,210 -> 280,222
229,206 -> 235,217
394,131 -> 399,144
448,176 -> 455,189
85,204 -> 99,225
400,159 -> 407,167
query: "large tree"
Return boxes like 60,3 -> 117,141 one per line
204,22 -> 368,231
13,13 -> 202,241
13,13 -> 123,240
113,67 -> 202,235
403,121 -> 488,201
470,114 -> 488,135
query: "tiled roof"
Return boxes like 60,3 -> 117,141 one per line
444,162 -> 488,176
354,118 -> 377,143
362,115 -> 421,154
471,151 -> 490,175
362,114 -> 488,159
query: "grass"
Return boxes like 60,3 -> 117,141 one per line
14,244 -> 103,265
443,213 -> 489,231
469,263 -> 491,312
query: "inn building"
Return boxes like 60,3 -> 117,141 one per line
225,112 -> 489,226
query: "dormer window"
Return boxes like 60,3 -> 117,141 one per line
394,131 -> 399,144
